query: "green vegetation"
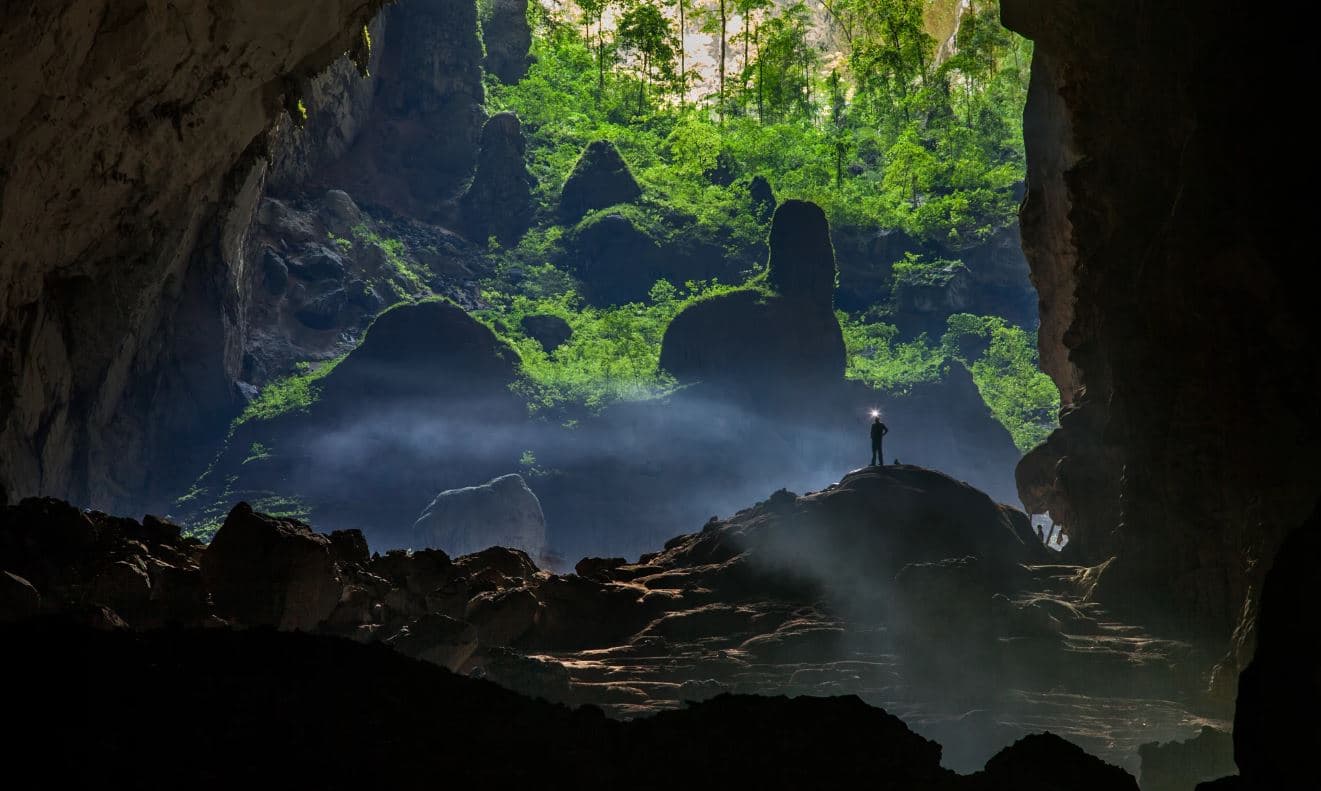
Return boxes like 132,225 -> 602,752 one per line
489,0 -> 1028,243
236,355 -> 347,425
465,0 -> 1054,446
477,273 -> 760,412
839,310 -> 1059,450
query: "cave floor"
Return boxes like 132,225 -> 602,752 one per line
534,563 -> 1229,774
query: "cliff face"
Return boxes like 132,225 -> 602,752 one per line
0,1 -> 389,514
1003,0 -> 1314,652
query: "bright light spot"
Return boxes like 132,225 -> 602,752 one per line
869,409 -> 880,418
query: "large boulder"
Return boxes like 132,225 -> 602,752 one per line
659,199 -> 844,398
460,112 -> 533,244
414,474 -> 547,561
318,299 -> 520,405
201,503 -> 341,631
563,212 -> 660,304
482,0 -> 532,83
659,288 -> 846,396
558,140 -> 641,222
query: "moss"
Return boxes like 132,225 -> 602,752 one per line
236,355 -> 347,425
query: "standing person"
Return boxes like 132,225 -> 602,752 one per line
870,415 -> 888,466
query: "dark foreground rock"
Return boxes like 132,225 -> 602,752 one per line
6,619 -> 1140,790
1206,502 -> 1319,789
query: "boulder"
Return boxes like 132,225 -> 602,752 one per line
974,733 -> 1139,790
563,212 -> 662,304
294,287 -> 349,330
519,314 -> 573,352
386,613 -> 479,671
414,474 -> 547,560
261,250 -> 289,296
317,190 -> 363,237
201,503 -> 341,631
659,288 -> 846,396
328,529 -> 370,566
658,199 -> 845,398
287,245 -> 346,282
460,112 -> 533,244
482,0 -> 532,83
0,571 -> 40,622
87,557 -> 153,616
464,586 -> 541,646
558,140 -> 641,222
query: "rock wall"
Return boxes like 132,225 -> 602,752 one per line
1002,0 -> 1315,653
0,0 -> 390,515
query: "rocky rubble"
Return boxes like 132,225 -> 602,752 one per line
1,464 -> 1223,776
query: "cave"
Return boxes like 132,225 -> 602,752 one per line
0,1 -> 1313,788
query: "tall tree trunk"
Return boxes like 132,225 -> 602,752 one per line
719,0 -> 727,123
756,24 -> 763,122
679,0 -> 686,107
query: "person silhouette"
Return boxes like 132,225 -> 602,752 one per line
870,415 -> 888,466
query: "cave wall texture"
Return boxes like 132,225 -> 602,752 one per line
1003,0 -> 1313,662
0,0 -> 490,516
0,1 -> 394,515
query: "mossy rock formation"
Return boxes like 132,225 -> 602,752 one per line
659,200 -> 844,396
558,140 -> 642,222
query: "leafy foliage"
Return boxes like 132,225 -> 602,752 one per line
471,0 -> 1053,446
236,356 -> 347,425
476,274 -> 755,413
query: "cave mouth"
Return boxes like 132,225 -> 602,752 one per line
3,0 -> 1285,785
176,0 -> 1054,565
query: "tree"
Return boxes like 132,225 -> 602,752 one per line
618,0 -> 678,112
734,0 -> 773,115
576,0 -> 614,103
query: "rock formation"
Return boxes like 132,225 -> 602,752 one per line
1,465 -> 1212,781
1139,726 -> 1235,791
1215,503 -> 1318,789
1002,0 -> 1316,659
482,0 -> 532,84
413,473 -> 548,561
660,200 -> 844,396
519,314 -> 573,351
558,140 -> 642,222
202,503 -> 341,631
181,299 -> 524,546
766,200 -> 836,309
327,0 -> 488,219
460,112 -> 534,244
0,0 -> 390,516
